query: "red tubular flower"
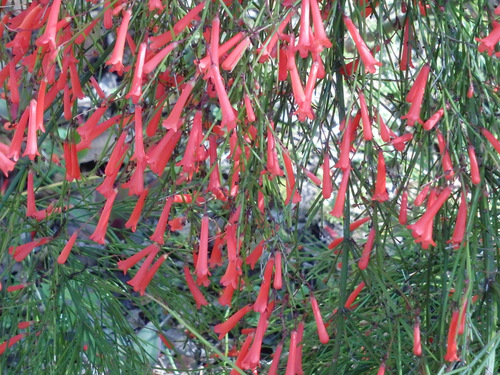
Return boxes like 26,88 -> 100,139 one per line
335,115 -> 354,170
444,310 -> 460,362
268,342 -> 283,375
135,254 -> 168,295
70,143 -> 81,180
197,32 -> 244,74
106,8 -> 132,76
413,319 -> 422,356
89,189 -> 118,244
89,76 -> 106,99
437,131 -> 455,180
178,111 -> 203,179
358,91 -> 373,141
273,252 -> 283,290
400,18 -> 415,71
467,82 -> 474,98
35,0 -> 61,50
184,266 -> 209,309
447,192 -> 467,249
358,227 -> 376,270
305,168 -> 321,186
195,216 -> 211,282
285,330 -> 298,375
75,18 -> 100,45
17,321 -> 35,330
210,65 -> 237,130
328,237 -> 344,250
350,216 -> 370,231
0,333 -> 26,355
207,135 -> 226,199
226,222 -> 242,262
77,106 -> 108,139
8,107 -> 29,161
253,257 -> 275,313
9,61 -> 20,110
23,99 -> 39,160
118,244 -> 160,274
266,123 -> 284,178
121,161 -> 147,197
458,298 -> 468,335
126,42 -> 147,104
147,129 -> 182,175
231,332 -> 255,374
278,47 -> 289,81
399,191 -> 408,225
219,284 -> 236,307
131,105 -> 147,164
345,281 -> 365,309
246,240 -> 265,270
222,37 -> 251,72
35,80 -> 47,131
150,2 -> 205,50
214,304 -> 253,340
391,132 -> 413,152
330,167 -> 351,217
10,237 -> 51,262
296,60 -> 319,121
243,94 -> 256,122
68,50 -> 85,100
372,151 -> 389,202
282,149 -> 301,204
414,184 -> 431,207
414,188 -> 437,249
468,145 -> 481,185
241,307 -> 270,370
103,132 -> 128,177
407,186 -> 452,242
376,114 -> 395,143
295,321 -> 305,375
377,363 -> 386,375
310,295 -> 329,344
143,42 -> 179,74
297,0 -> 312,57
310,0 -> 332,49
63,84 -> 73,120
343,15 -> 382,73
0,148 -> 15,177
63,143 -> 78,182
150,197 -> 174,244
476,21 -> 500,56
257,11 -> 294,63
26,170 -> 36,218
57,231 -> 78,264
148,0 -> 165,11
481,128 -> 500,155
125,188 -> 149,232
126,247 -> 162,294
423,108 -> 444,131
209,231 -> 224,268
322,151 -> 333,199
402,64 -> 430,127
287,37 -> 306,107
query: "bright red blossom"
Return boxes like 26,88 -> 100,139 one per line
372,151 -> 389,202
343,15 -> 382,73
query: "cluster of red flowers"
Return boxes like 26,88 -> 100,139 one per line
1,0 -> 499,372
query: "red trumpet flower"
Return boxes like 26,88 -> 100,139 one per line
343,15 -> 382,73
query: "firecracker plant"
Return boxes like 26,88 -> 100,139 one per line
0,0 -> 500,374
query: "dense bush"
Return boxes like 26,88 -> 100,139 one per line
0,0 -> 499,374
